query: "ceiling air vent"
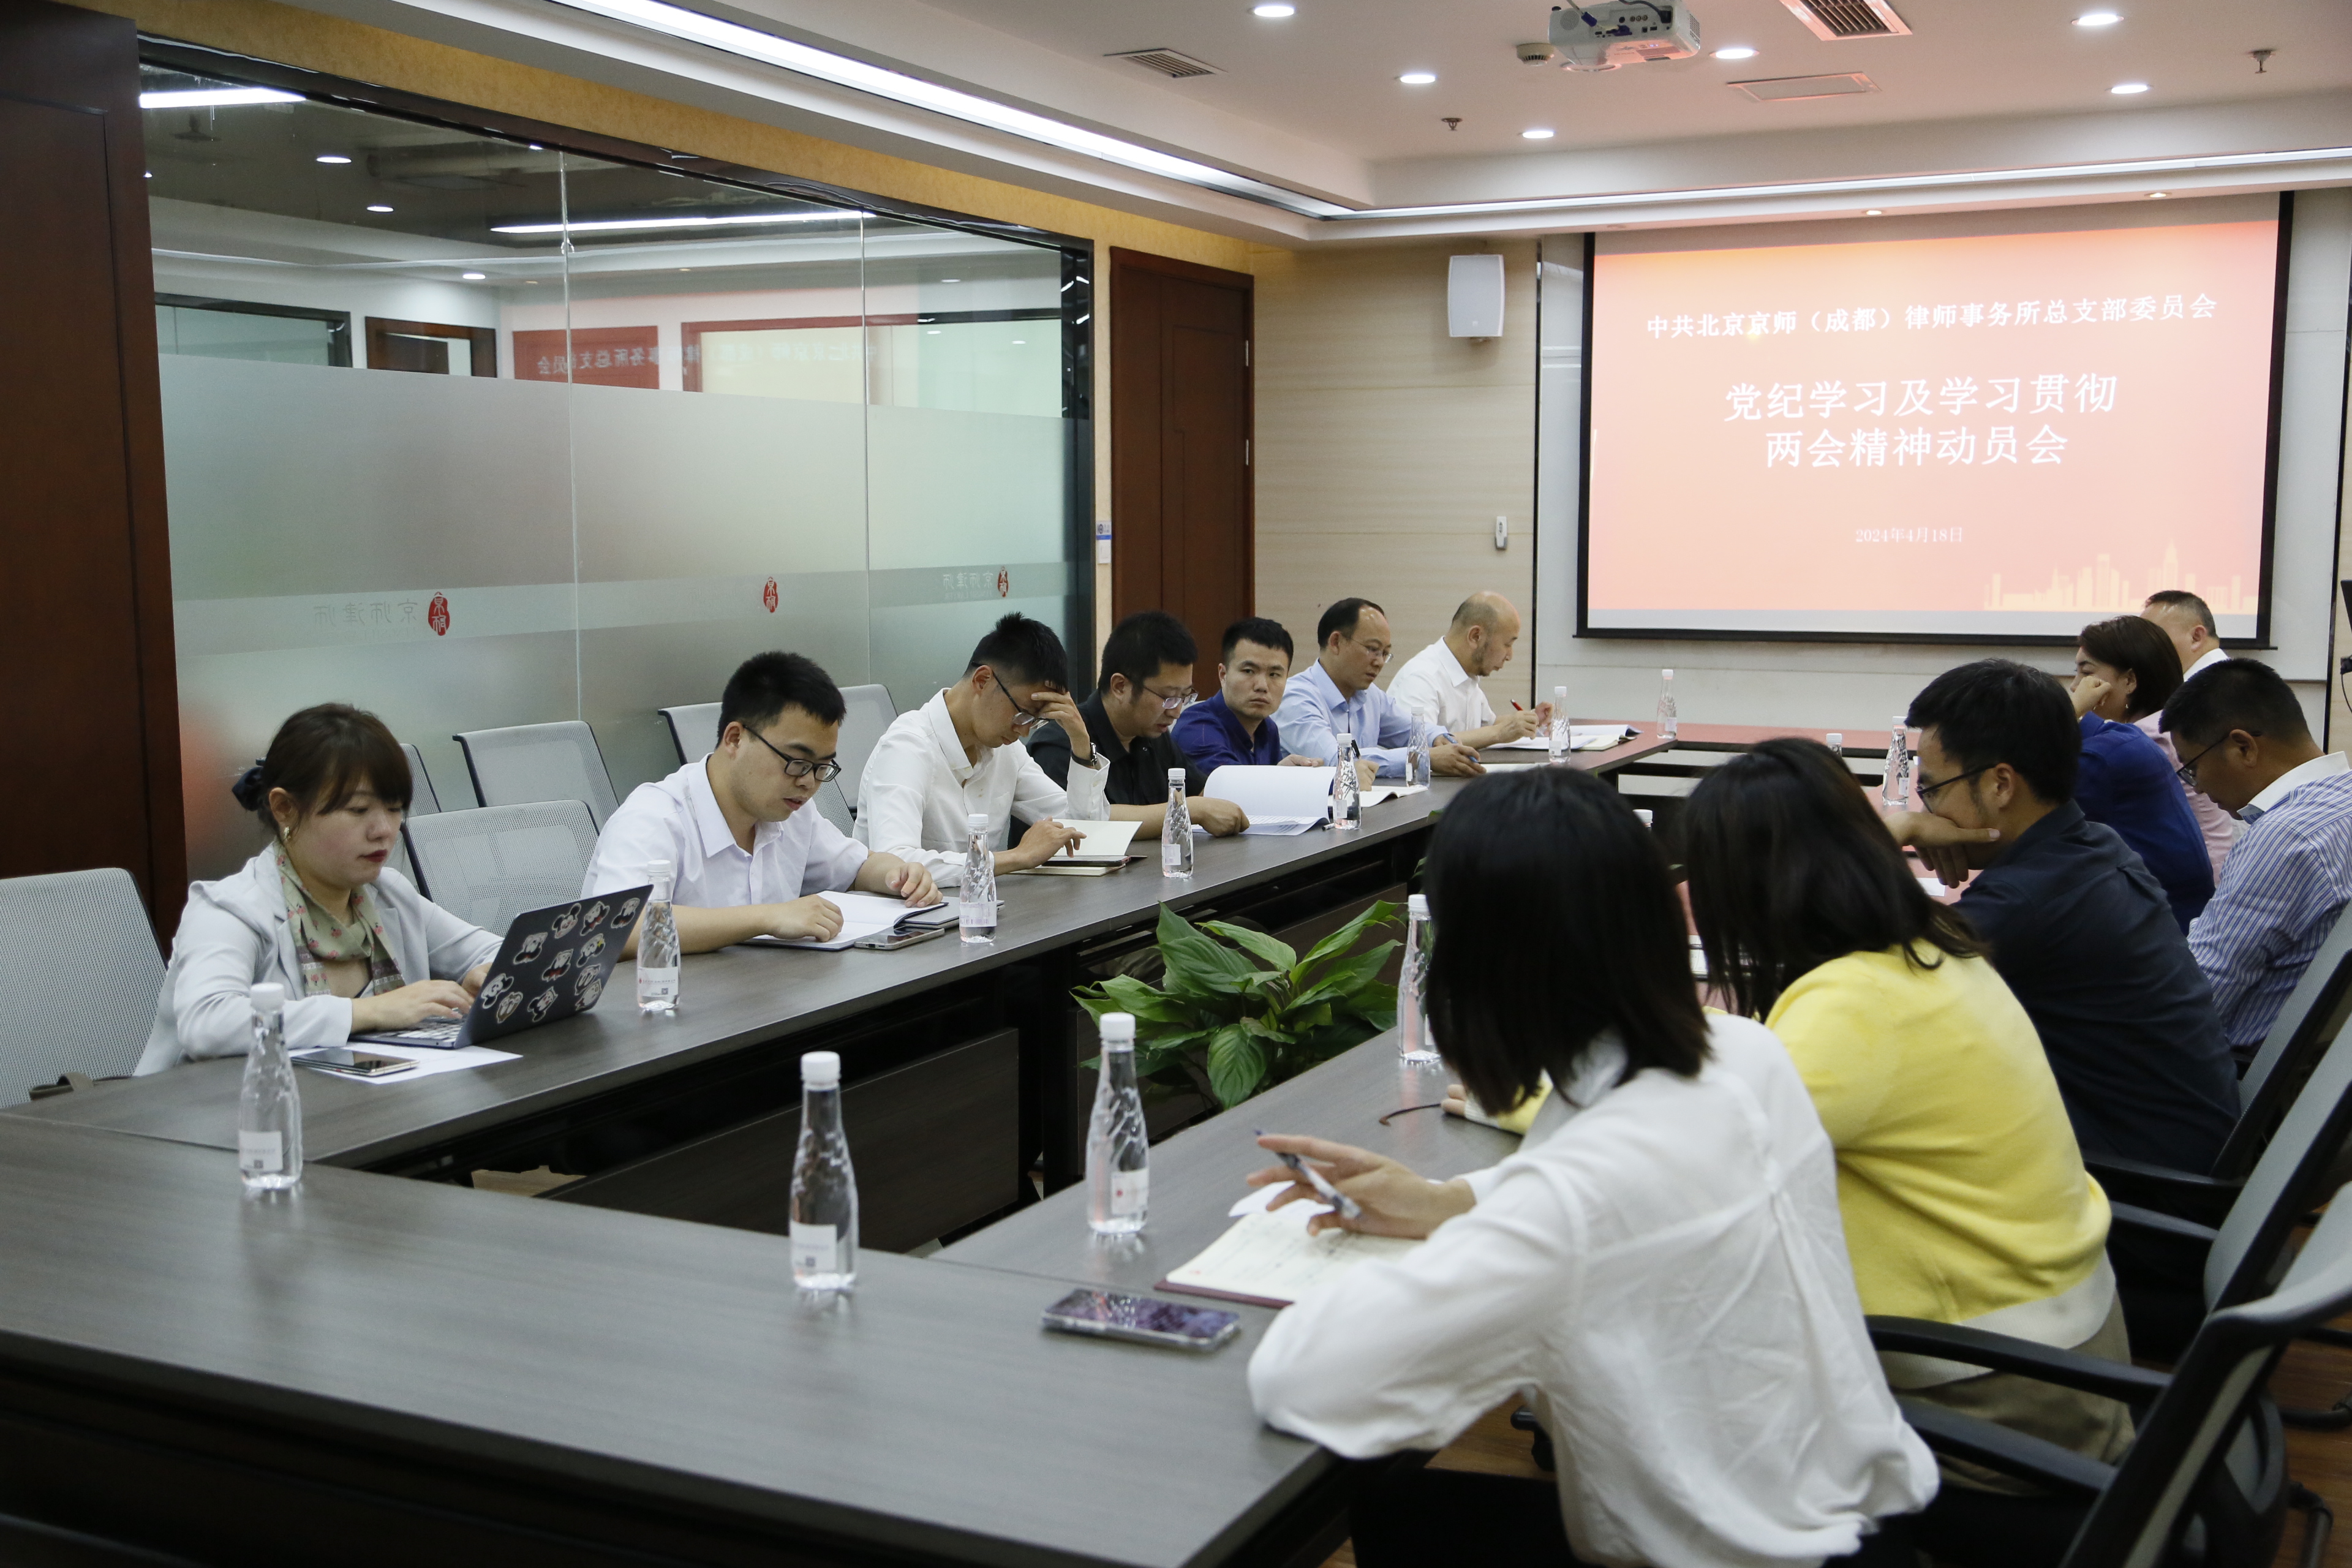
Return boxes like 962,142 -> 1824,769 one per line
1730,72 -> 1881,101
1778,0 -> 1911,40
1106,48 -> 1220,79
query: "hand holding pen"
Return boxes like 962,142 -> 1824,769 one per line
1246,1133 -> 1477,1240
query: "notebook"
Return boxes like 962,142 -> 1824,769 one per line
1202,764 -> 1336,837
1491,725 -> 1638,752
750,892 -> 962,951
1159,1196 -> 1422,1309
352,887 -> 649,1050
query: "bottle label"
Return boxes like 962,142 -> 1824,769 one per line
238,1130 -> 284,1175
1110,1169 -> 1148,1216
790,1221 -> 839,1276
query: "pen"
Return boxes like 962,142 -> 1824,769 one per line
1253,1131 -> 1364,1220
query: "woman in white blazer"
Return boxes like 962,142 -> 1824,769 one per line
139,705 -> 503,1073
1245,766 -> 1936,1568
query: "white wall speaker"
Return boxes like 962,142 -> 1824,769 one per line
1448,254 -> 1506,338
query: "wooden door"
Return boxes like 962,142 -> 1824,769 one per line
0,0 -> 184,935
1110,249 -> 1253,692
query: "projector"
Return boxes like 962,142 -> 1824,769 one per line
1548,1 -> 1702,70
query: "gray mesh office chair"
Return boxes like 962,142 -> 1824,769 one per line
0,870 -> 161,1103
453,721 -> 619,827
835,684 -> 895,807
401,802 -> 599,937
399,742 -> 444,815
658,703 -> 724,766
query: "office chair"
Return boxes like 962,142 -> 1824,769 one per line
657,703 -> 723,766
453,721 -> 620,829
402,802 -> 600,937
0,870 -> 161,1104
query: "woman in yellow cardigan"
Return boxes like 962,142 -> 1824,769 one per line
1682,737 -> 2130,1481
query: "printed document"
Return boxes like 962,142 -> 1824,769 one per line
1203,764 -> 1335,837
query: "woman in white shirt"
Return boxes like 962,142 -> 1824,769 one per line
140,705 -> 503,1072
1246,766 -> 1936,1568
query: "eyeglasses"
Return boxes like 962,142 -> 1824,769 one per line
992,670 -> 1044,733
2173,734 -> 2250,790
743,724 -> 843,782
1140,681 -> 1196,714
1915,762 -> 1996,805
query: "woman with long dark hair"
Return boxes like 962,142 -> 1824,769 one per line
1247,766 -> 1934,1568
2076,612 -> 2233,884
139,704 -> 502,1071
1682,737 -> 2130,1480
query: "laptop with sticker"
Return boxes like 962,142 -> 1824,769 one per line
352,886 -> 651,1050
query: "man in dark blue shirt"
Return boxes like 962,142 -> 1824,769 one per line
1891,660 -> 2239,1174
1173,617 -> 1297,775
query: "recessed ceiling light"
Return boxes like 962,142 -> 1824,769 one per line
2148,190 -> 2169,198
527,143 -> 545,149
1252,2 -> 1295,15
1864,208 -> 1883,215
2111,81 -> 2149,94
940,277 -> 961,282
926,329 -> 941,334
138,87 -> 301,108
143,171 -> 152,178
1398,70 -> 1437,85
1521,127 -> 1555,139
2075,10 -> 2121,23
315,154 -> 352,164
366,203 -> 394,212
1713,46 -> 1757,59
461,271 -> 486,279
1011,339 -> 1026,344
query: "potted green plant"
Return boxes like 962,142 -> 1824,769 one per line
1072,901 -> 1402,1108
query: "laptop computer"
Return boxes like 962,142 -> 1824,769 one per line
352,886 -> 650,1050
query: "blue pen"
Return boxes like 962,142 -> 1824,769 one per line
1254,1130 -> 1364,1220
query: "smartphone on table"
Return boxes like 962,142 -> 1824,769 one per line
1041,1288 -> 1240,1352
292,1047 -> 417,1079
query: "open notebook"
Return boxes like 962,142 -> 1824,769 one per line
1491,724 -> 1638,753
1011,819 -> 1140,875
1159,1185 -> 1422,1308
748,892 -> 962,951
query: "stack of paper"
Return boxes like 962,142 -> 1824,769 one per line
1159,1189 -> 1422,1308
1202,764 -> 1335,837
1012,820 -> 1140,875
750,892 -> 962,951
1491,725 -> 1638,753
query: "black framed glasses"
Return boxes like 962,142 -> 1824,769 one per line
1140,681 -> 1196,714
2173,735 -> 2247,791
744,724 -> 843,783
1915,762 -> 1996,805
992,671 -> 1044,733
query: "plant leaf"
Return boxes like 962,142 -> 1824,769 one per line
1156,904 -> 1267,1001
1204,1022 -> 1268,1108
1072,974 -> 1193,1026
1295,939 -> 1400,1009
1293,900 -> 1401,981
1201,921 -> 1298,972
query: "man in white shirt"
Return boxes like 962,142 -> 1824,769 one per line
582,652 -> 938,952
2143,589 -> 2231,682
1275,597 -> 1483,780
1385,591 -> 1550,750
855,612 -> 1107,887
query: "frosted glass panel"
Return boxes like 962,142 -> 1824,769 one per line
865,405 -> 1069,567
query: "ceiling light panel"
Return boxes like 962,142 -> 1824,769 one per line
139,87 -> 302,108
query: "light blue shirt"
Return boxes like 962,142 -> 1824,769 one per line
1275,661 -> 1431,780
2187,753 -> 2352,1049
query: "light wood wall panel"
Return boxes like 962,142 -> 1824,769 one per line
1250,239 -> 1540,710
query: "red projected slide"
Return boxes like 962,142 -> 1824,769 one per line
1584,209 -> 2280,638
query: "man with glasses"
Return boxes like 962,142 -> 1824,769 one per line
2160,658 -> 2352,1055
1885,658 -> 2236,1173
582,651 -> 939,953
856,612 -> 1106,888
1277,598 -> 1484,780
1027,611 -> 1250,837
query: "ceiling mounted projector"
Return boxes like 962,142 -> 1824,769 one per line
1548,1 -> 1702,70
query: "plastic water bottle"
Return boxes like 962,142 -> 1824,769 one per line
1331,730 -> 1362,830
1399,894 -> 1438,1065
1826,732 -> 1844,758
1406,717 -> 1433,788
635,858 -> 679,1013
1086,1013 -> 1149,1235
238,983 -> 302,1192
1657,668 -> 1679,742
1548,684 -> 1570,766
1162,769 -> 1194,877
1880,716 -> 1912,808
960,812 -> 998,943
790,1050 -> 858,1291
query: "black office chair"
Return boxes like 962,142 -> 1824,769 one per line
1868,1188 -> 2352,1568
2087,909 -> 2352,1228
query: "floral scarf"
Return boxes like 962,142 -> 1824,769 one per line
274,843 -> 405,998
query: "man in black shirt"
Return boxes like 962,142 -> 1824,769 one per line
1889,659 -> 2239,1174
1030,611 -> 1250,837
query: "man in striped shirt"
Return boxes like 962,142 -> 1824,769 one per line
2162,659 -> 2352,1053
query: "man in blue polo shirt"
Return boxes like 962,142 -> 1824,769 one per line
1174,617 -> 1300,774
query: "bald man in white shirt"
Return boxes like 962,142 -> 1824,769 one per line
1385,592 -> 1550,750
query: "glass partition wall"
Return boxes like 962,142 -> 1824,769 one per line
143,61 -> 1090,879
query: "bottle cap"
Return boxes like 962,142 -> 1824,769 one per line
648,858 -> 673,878
967,812 -> 990,833
801,1050 -> 841,1088
1408,893 -> 1428,917
1099,1012 -> 1136,1048
1826,733 -> 1844,747
1553,685 -> 1567,699
249,982 -> 285,1011
1661,668 -> 1674,679
1893,714 -> 1909,726
1169,767 -> 1186,782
